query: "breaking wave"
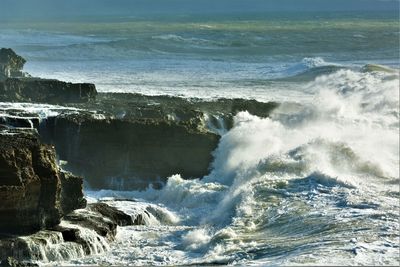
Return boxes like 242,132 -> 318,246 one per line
77,68 -> 399,266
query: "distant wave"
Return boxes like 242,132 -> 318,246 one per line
271,57 -> 345,82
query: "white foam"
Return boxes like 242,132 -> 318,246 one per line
59,68 -> 400,266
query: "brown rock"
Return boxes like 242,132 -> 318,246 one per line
0,132 -> 86,235
0,78 -> 97,104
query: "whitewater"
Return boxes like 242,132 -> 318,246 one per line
1,10 -> 399,266
61,68 -> 397,266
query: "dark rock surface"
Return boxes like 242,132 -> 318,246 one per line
0,48 -> 26,81
0,48 -> 97,103
60,171 -> 87,215
0,78 -> 97,104
0,131 -> 86,235
0,201 -> 140,263
36,93 -> 277,190
40,112 -> 220,189
0,92 -> 277,191
0,47 -> 280,264
0,127 -> 142,263
0,48 -> 278,190
88,202 -> 134,226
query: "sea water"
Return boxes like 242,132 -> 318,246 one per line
0,10 -> 399,266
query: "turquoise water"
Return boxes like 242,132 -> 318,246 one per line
0,11 -> 398,100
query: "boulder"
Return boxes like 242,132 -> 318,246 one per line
87,202 -> 134,226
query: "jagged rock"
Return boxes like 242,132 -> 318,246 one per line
63,210 -> 118,242
60,171 -> 86,215
88,202 -> 134,226
0,116 -> 39,129
0,238 -> 31,264
35,93 -> 277,190
0,48 -> 26,80
0,48 -> 96,103
0,132 -> 86,235
0,201 -> 138,263
0,257 -> 38,267
0,78 -> 97,104
0,48 -> 277,190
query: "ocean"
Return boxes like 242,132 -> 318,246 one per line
1,10 -> 399,266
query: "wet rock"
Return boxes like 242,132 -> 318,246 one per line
0,238 -> 31,263
88,202 -> 134,226
36,93 -> 277,190
0,116 -> 39,129
0,48 -> 26,81
0,257 -> 38,267
60,171 -> 86,215
0,49 -> 96,103
63,209 -> 118,241
40,113 -> 220,190
0,200 -> 136,263
0,132 -> 86,235
0,78 -> 97,104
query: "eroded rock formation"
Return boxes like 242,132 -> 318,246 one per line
0,129 -> 143,264
0,131 -> 86,235
0,48 -> 97,104
40,113 -> 220,189
0,48 -> 26,80
0,78 -> 97,104
0,201 -> 142,263
0,47 -> 280,264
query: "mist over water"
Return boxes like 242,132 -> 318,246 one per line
1,2 -> 399,266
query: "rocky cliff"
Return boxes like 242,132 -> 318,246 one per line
0,49 -> 278,190
37,93 -> 277,190
0,130 -> 86,235
0,48 -> 279,264
0,129 -> 147,264
0,48 -> 97,104
40,113 -> 220,189
0,78 -> 97,104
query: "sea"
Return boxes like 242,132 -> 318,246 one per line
0,10 -> 399,266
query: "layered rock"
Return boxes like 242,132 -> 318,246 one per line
0,131 -> 86,235
0,47 -> 281,263
32,93 -> 275,190
0,92 -> 277,191
40,113 -> 220,189
0,78 -> 97,104
0,48 -> 278,191
0,129 -> 144,263
0,48 -> 97,104
0,202 -> 143,264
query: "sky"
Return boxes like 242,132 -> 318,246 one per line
0,0 -> 398,21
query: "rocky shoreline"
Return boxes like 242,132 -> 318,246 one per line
0,48 -> 278,265
0,129 -> 144,265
